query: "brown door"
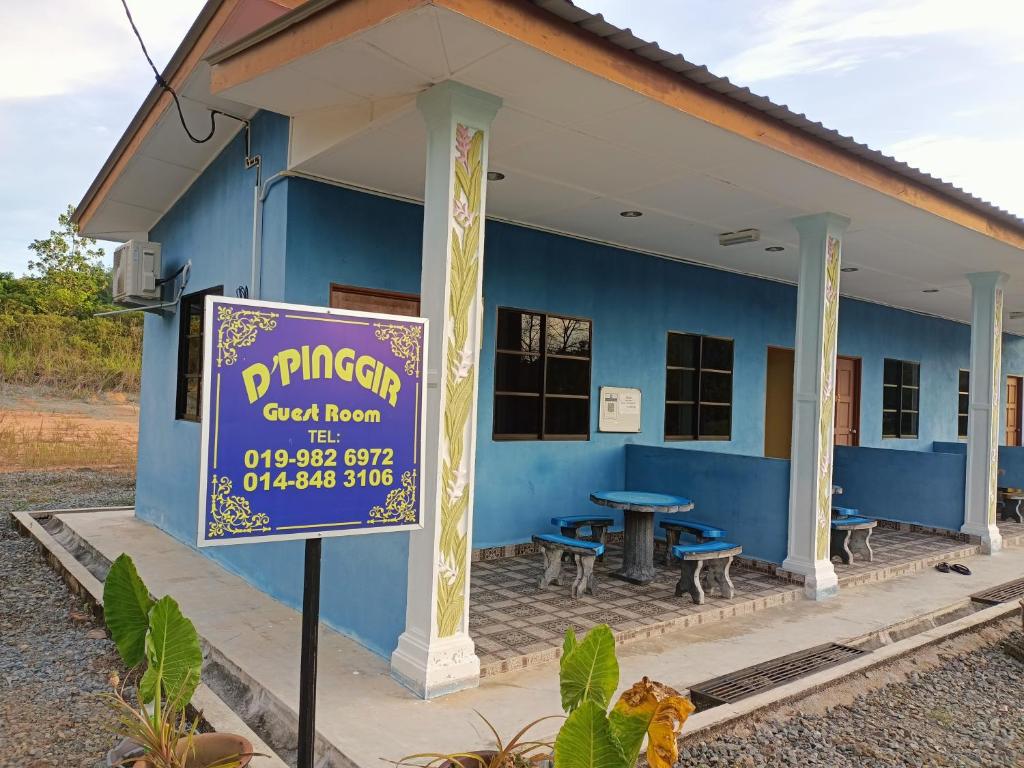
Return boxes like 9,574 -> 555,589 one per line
330,284 -> 420,316
834,356 -> 860,446
1007,376 -> 1022,446
764,347 -> 794,459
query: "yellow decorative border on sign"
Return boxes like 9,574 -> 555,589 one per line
374,322 -> 423,377
207,475 -> 271,538
368,470 -> 418,525
216,306 -> 279,367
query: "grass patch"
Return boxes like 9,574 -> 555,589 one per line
0,413 -> 136,472
0,313 -> 141,395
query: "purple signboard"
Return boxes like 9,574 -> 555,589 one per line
197,297 -> 426,546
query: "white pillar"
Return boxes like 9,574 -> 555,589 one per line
962,271 -> 1008,553
391,82 -> 501,698
783,212 -> 849,599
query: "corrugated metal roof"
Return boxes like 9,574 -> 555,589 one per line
532,0 -> 1024,231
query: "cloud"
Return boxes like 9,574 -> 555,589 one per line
718,0 -> 1024,84
0,1 -> 204,100
883,134 -> 1024,218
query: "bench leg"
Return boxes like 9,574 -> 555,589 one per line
830,529 -> 853,565
539,546 -> 562,589
675,559 -> 705,604
591,524 -> 608,562
1014,499 -> 1024,524
849,528 -> 874,562
560,527 -> 576,562
664,529 -> 681,565
705,556 -> 735,600
572,554 -> 597,598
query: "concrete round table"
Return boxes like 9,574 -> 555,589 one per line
590,491 -> 694,585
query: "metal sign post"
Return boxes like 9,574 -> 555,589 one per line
195,296 -> 427,768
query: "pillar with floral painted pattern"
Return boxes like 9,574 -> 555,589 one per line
782,213 -> 850,599
391,81 -> 501,698
963,271 -> 1008,554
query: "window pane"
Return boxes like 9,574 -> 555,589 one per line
901,386 -> 919,411
958,393 -> 969,415
902,362 -> 919,387
700,371 -> 732,404
665,403 -> 696,438
494,395 -> 540,436
544,397 -> 588,436
900,411 -> 918,437
546,316 -> 590,356
546,357 -> 589,396
959,369 -> 970,392
958,415 -> 969,438
699,405 -> 731,438
186,377 -> 200,420
496,309 -> 541,353
701,337 -> 733,371
882,411 -> 899,437
495,352 -> 541,393
666,369 -> 697,402
883,359 -> 900,386
188,302 -> 202,335
883,385 -> 900,410
186,337 -> 202,374
667,333 -> 698,368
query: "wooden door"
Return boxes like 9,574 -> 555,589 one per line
329,284 -> 420,316
764,347 -> 794,459
834,356 -> 860,446
1007,376 -> 1022,446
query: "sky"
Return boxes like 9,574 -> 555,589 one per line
2,0 -> 1023,273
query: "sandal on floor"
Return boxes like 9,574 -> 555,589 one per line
950,563 -> 972,576
935,562 -> 951,573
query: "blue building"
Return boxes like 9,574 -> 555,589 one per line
75,0 -> 1024,698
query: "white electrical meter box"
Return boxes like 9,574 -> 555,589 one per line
112,240 -> 162,305
599,386 -> 642,433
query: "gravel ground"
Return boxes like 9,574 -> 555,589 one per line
683,622 -> 1024,767
0,469 -> 135,768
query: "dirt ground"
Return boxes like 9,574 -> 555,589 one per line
0,385 -> 138,473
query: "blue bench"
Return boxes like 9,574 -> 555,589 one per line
551,514 -> 615,561
671,541 -> 742,605
659,519 -> 726,564
532,534 -> 604,598
830,513 -> 876,565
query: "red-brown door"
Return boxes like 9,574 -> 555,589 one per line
834,356 -> 860,446
1007,376 -> 1022,446
330,283 -> 420,316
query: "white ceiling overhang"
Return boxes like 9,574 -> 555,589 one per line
108,1 -> 1024,330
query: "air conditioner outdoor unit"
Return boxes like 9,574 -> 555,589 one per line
112,240 -> 162,305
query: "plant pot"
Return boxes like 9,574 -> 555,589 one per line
131,733 -> 255,768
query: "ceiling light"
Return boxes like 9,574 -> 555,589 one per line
1010,311 -> 1024,320
765,245 -> 785,252
922,288 -> 940,293
718,228 -> 760,246
486,171 -> 505,181
620,210 -> 643,218
841,267 -> 859,273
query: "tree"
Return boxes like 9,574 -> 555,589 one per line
25,204 -> 110,317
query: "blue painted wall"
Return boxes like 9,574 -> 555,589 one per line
136,127 -> 1024,657
833,445 -> 966,530
624,444 -> 790,563
934,440 -> 1024,490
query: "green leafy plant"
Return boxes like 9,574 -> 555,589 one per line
554,625 -> 694,768
104,670 -> 201,768
395,625 -> 693,768
104,554 -> 203,718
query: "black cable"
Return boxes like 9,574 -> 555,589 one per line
119,0 -> 221,144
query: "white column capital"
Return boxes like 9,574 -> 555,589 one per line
417,81 -> 502,131
791,212 -> 851,240
966,271 -> 1009,292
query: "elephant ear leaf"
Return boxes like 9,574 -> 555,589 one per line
103,554 -> 153,667
608,677 -> 695,768
139,596 -> 203,708
559,624 -> 619,713
554,700 -> 626,768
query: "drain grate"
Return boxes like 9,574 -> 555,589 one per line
688,642 -> 867,711
970,577 -> 1024,606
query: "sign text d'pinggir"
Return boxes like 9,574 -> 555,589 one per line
196,296 -> 426,546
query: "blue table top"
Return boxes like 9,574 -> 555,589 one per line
590,490 -> 694,512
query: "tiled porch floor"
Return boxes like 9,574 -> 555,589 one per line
998,519 -> 1024,545
470,525 -> 981,676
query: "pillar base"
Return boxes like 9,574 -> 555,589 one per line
961,522 -> 1003,554
782,556 -> 839,600
391,630 -> 480,699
